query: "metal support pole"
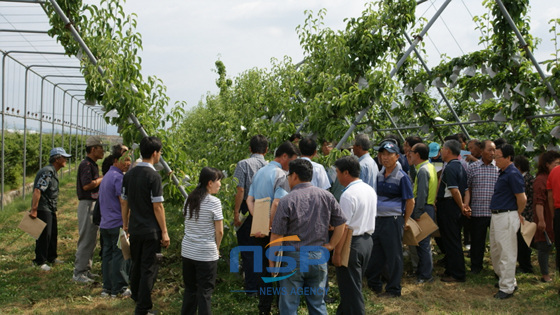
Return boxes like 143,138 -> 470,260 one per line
52,84 -> 56,148
404,32 -> 471,139
495,0 -> 560,108
336,0 -> 452,150
23,67 -> 29,198
68,96 -> 73,174
49,0 -> 188,198
39,77 -> 45,168
1,53 -> 5,210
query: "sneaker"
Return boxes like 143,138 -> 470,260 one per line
147,310 -> 159,315
112,288 -> 132,298
51,259 -> 65,264
121,288 -> 132,297
100,289 -> 111,298
73,274 -> 94,283
86,271 -> 99,279
39,264 -> 51,271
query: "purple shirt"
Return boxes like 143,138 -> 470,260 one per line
271,182 -> 346,250
99,165 -> 124,229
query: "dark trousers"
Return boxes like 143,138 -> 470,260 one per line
554,209 -> 560,272
130,235 -> 161,315
436,199 -> 466,280
336,234 -> 372,315
182,257 -> 217,315
535,241 -> 553,275
416,205 -> 435,280
517,229 -> 533,272
34,210 -> 58,265
469,216 -> 491,272
236,201 -> 258,292
366,216 -> 404,296
460,215 -> 472,246
253,236 -> 274,314
101,227 -> 128,295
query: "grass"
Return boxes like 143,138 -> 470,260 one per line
1,174 -> 560,314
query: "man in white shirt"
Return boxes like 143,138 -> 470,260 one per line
333,156 -> 377,315
299,137 -> 331,190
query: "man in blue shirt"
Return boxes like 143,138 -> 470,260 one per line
299,137 -> 331,190
366,140 -> 414,297
247,141 -> 298,315
353,134 -> 379,189
490,144 -> 526,299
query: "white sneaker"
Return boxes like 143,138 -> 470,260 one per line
100,290 -> 111,298
39,264 -> 51,271
112,287 -> 132,298
121,288 -> 132,297
73,274 -> 94,283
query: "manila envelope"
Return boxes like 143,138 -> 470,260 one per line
520,221 -> 537,247
415,212 -> 439,242
403,218 -> 421,246
250,197 -> 271,236
18,212 -> 46,240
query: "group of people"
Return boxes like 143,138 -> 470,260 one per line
227,132 -> 560,314
31,136 -> 169,315
28,131 -> 560,314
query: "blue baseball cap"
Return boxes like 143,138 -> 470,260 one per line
378,140 -> 400,154
428,142 -> 440,158
50,147 -> 72,158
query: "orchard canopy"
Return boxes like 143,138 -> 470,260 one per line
42,0 -> 560,202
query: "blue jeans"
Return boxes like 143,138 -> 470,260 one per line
100,226 -> 128,294
279,251 -> 328,315
416,205 -> 435,280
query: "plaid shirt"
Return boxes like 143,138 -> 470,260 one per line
467,159 -> 499,217
233,154 -> 268,200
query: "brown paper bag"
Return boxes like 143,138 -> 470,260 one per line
340,228 -> 354,267
415,212 -> 439,242
250,197 -> 271,236
403,218 -> 421,246
120,231 -> 131,260
18,212 -> 46,240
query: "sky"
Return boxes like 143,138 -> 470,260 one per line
119,0 -> 559,115
1,1 -> 558,135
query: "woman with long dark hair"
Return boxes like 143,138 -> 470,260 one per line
533,151 -> 560,282
181,167 -> 224,315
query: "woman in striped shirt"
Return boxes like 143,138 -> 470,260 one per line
181,167 -> 224,315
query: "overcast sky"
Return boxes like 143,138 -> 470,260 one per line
119,0 -> 559,115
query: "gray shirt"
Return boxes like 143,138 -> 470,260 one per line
271,182 -> 346,250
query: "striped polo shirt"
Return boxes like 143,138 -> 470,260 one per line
377,163 -> 414,217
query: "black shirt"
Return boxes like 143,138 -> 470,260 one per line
76,156 -> 100,200
34,164 -> 59,212
122,162 -> 164,237
437,159 -> 467,199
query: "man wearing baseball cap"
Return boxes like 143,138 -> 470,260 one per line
30,147 -> 71,271
366,140 -> 414,297
73,135 -> 107,283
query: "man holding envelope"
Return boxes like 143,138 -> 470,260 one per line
332,155 -> 377,314
30,147 -> 71,271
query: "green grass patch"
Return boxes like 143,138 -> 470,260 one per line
2,174 -> 560,313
